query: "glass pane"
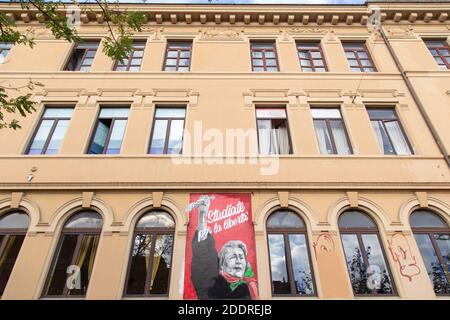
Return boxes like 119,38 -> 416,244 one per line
251,43 -> 274,49
136,211 -> 175,229
339,211 -> 376,229
361,234 -> 394,294
301,59 -> 312,67
371,121 -> 395,155
266,67 -> 278,72
346,51 -> 356,59
256,108 -> 286,119
0,212 -> 29,229
330,120 -> 352,155
43,108 -> 74,118
131,58 -> 142,66
341,234 -> 370,294
313,120 -> 334,155
149,234 -> 174,294
165,59 -> 177,66
68,235 -> 99,296
313,60 -> 324,67
44,234 -> 78,296
129,66 -> 140,72
167,51 -> 178,58
271,119 -> 290,154
434,57 -> 444,65
364,67 -> 375,73
358,51 -> 369,59
384,121 -> 411,155
253,67 -> 265,72
99,108 -> 129,119
266,59 -> 277,67
361,59 -> 372,67
311,51 -> 322,59
149,119 -> 168,154
64,211 -> 103,229
252,59 -> 263,67
155,108 -> 186,118
316,67 -> 326,72
257,119 -> 271,155
82,58 -> 93,66
288,234 -> 314,295
115,65 -> 127,71
265,51 -> 276,59
105,119 -> 127,154
267,211 -> 305,228
268,234 -> 291,294
351,67 -> 362,72
179,59 -> 190,66
180,51 -> 191,58
302,67 -> 313,72
126,234 -> 152,295
252,51 -> 263,58
88,119 -> 111,154
167,120 -> 184,154
311,108 -> 341,119
349,59 -> 359,67
0,235 -> 26,296
410,210 -> 448,228
434,234 -> 449,275
439,49 -> 450,56
85,50 -> 96,58
367,109 -> 396,120
414,234 -> 450,294
45,120 -> 70,154
177,67 -> 190,72
28,120 -> 54,155
133,50 -> 144,58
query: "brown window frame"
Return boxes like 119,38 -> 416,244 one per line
411,215 -> 450,296
339,217 -> 397,297
250,41 -> 280,72
343,41 -> 376,72
266,213 -> 316,297
255,106 -> 293,155
163,41 -> 193,71
297,41 -> 328,72
113,41 -> 146,71
148,107 -> 186,155
26,108 -> 73,155
42,217 -> 102,298
311,108 -> 353,155
424,39 -> 450,70
123,214 -> 175,297
367,107 -> 413,155
0,211 -> 28,297
63,41 -> 99,72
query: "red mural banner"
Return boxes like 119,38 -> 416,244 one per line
184,193 -> 259,300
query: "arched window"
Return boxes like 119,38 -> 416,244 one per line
266,210 -> 315,296
43,210 -> 103,298
0,211 -> 29,296
410,210 -> 449,295
339,210 -> 395,296
124,210 -> 175,297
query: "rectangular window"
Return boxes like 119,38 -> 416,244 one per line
0,43 -> 12,64
149,107 -> 186,154
297,42 -> 327,72
64,41 -> 99,71
251,41 -> 279,72
256,108 -> 291,155
311,108 -> 352,155
163,41 -> 192,71
343,42 -> 376,72
114,41 -> 146,71
88,107 -> 129,154
27,108 -> 74,155
424,39 -> 450,70
368,108 -> 412,155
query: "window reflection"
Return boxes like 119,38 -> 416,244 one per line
149,107 -> 186,155
339,210 -> 395,296
125,211 -> 175,296
411,210 -> 450,295
267,210 -> 315,296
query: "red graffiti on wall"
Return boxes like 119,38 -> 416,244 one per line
313,233 -> 335,260
387,233 -> 421,281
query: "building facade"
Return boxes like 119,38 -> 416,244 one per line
0,0 -> 449,300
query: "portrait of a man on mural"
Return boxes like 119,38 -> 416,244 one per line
184,193 -> 259,300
